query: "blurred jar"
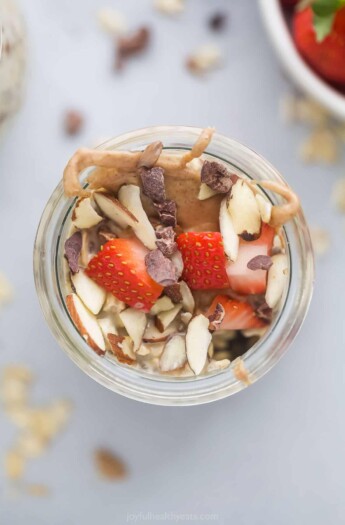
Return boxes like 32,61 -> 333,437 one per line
0,0 -> 26,136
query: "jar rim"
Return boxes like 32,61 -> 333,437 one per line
34,126 -> 314,406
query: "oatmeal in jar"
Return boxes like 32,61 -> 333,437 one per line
62,128 -> 299,378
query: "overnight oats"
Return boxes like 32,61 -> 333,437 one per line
34,127 -> 313,404
61,128 -> 300,379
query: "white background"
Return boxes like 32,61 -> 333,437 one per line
1,0 -> 345,523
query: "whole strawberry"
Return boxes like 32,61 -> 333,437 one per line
293,5 -> 345,86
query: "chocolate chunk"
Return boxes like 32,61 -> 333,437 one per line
116,27 -> 150,70
209,12 -> 228,31
208,302 -> 225,332
138,141 -> 163,169
64,110 -> 84,136
64,231 -> 82,273
164,283 -> 182,304
155,226 -> 177,257
201,161 -> 234,193
140,166 -> 166,203
247,255 -> 273,271
154,199 -> 177,227
145,250 -> 177,286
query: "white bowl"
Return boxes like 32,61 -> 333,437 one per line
259,0 -> 345,121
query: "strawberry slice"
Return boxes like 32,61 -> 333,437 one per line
176,232 -> 230,290
86,239 -> 163,312
207,296 -> 265,330
226,224 -> 275,295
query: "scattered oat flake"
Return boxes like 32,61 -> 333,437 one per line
0,272 -> 14,308
186,44 -> 222,75
332,177 -> 345,213
310,228 -> 330,256
300,128 -> 339,164
154,0 -> 184,15
97,8 -> 127,35
95,448 -> 127,480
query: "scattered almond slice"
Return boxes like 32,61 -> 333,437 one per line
72,197 -> 103,229
180,311 -> 192,325
150,296 -> 175,316
143,319 -> 178,341
66,293 -> 105,355
186,314 -> 212,375
97,8 -> 127,35
156,304 -> 182,333
159,335 -> 187,372
255,194 -> 272,224
265,254 -> 288,309
93,192 -> 138,229
119,308 -> 147,351
98,316 -> 118,342
310,228 -> 330,256
179,281 -> 195,313
187,44 -> 222,75
171,250 -> 184,278
198,183 -> 218,201
138,342 -> 165,358
94,448 -> 127,480
108,334 -> 136,364
71,270 -> 106,315
102,293 -> 126,315
136,345 -> 151,357
207,359 -> 230,373
227,179 -> 261,240
219,197 -> 239,261
118,185 -> 156,249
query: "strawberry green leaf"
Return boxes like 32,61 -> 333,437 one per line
313,12 -> 335,41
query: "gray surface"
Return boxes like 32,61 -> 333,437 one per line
1,0 -> 345,523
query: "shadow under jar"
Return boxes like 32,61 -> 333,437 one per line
33,126 -> 314,406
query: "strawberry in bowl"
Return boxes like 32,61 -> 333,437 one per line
62,128 -> 300,379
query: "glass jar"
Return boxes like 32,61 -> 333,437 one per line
0,0 -> 26,136
33,126 -> 314,406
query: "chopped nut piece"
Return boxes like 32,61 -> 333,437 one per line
93,192 -> 138,229
72,197 -> 103,229
186,314 -> 212,375
164,283 -> 182,304
227,179 -> 261,240
247,255 -> 273,271
155,226 -> 177,257
154,0 -> 184,15
310,228 -> 330,256
198,183 -> 218,200
332,177 -> 345,213
160,335 -> 187,372
186,44 -> 222,75
232,357 -> 251,386
150,296 -> 175,316
108,334 -> 136,364
180,311 -> 192,325
300,128 -> 339,164
209,12 -> 228,31
95,448 -> 127,480
154,199 -> 177,227
119,309 -> 147,351
118,185 -> 156,249
179,281 -> 195,313
156,304 -> 183,332
207,359 -> 230,373
138,141 -> 163,168
208,302 -> 225,332
140,166 -> 166,203
116,27 -> 150,70
201,160 -> 234,193
255,194 -> 272,224
64,232 -> 82,274
64,110 -> 84,136
145,250 -> 177,286
66,293 -> 105,355
219,197 -> 239,262
97,8 -> 127,35
265,254 -> 288,309
71,270 -> 106,315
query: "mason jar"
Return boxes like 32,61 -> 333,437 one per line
33,126 -> 314,406
0,0 -> 26,136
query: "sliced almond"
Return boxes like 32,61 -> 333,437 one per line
93,192 -> 138,229
198,183 -> 218,201
71,270 -> 106,315
72,197 -> 103,229
155,304 -> 182,333
159,335 -> 187,372
97,316 -> 118,340
179,281 -> 195,314
265,254 -> 288,309
180,311 -> 192,325
102,293 -> 126,315
208,341 -> 214,358
150,296 -> 175,316
207,359 -> 230,373
219,198 -> 239,261
143,318 -> 178,341
171,250 -> 184,279
186,314 -> 212,375
118,185 -> 156,249
108,334 -> 135,364
66,293 -> 105,355
138,342 -> 165,358
255,194 -> 272,224
227,180 -> 261,239
119,308 -> 147,351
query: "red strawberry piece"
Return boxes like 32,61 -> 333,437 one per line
293,6 -> 345,87
86,239 -> 163,312
176,232 -> 230,290
226,224 -> 275,295
207,296 -> 265,330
